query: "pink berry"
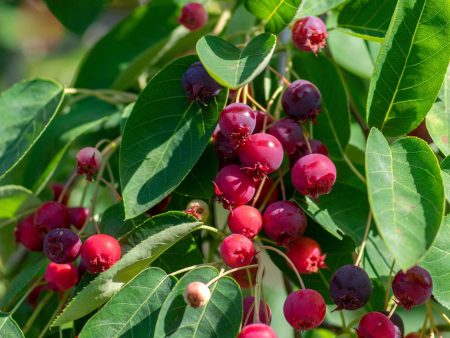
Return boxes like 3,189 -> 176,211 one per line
34,202 -> 70,233
213,128 -> 239,165
357,312 -> 396,338
184,281 -> 211,308
51,183 -> 70,205
76,147 -> 101,181
178,2 -> 208,31
292,16 -> 328,54
239,133 -> 284,176
238,324 -> 277,338
291,154 -> 336,199
232,264 -> 258,289
252,177 -> 279,209
213,164 -> 256,208
80,234 -> 121,274
44,262 -> 78,291
286,237 -> 326,274
290,139 -> 329,165
44,228 -> 82,264
263,201 -> 307,246
282,80 -> 322,122
228,205 -> 263,239
243,296 -> 272,325
219,103 -> 256,144
14,215 -> 44,251
392,266 -> 432,310
220,234 -> 255,268
68,207 -> 89,230
284,289 -> 326,330
254,110 -> 274,133
183,62 -> 222,103
268,118 -> 305,155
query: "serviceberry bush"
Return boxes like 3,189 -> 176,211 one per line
0,0 -> 448,337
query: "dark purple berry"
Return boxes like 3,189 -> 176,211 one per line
268,118 -> 305,155
182,62 -> 221,103
292,16 -> 328,54
76,147 -> 101,181
213,128 -> 239,165
284,289 -> 326,330
178,2 -> 208,31
290,139 -> 329,165
357,312 -> 396,338
392,266 -> 432,310
383,312 -> 404,338
34,202 -> 70,233
219,103 -> 256,144
44,228 -> 82,263
243,296 -> 272,325
282,80 -> 322,122
254,110 -> 274,133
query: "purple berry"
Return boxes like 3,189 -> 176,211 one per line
243,296 -> 272,325
183,62 -> 221,103
219,103 -> 256,144
392,266 -> 432,310
44,228 -> 82,263
282,80 -> 322,122
68,207 -> 88,230
213,128 -> 239,165
178,2 -> 208,31
254,110 -> 274,133
383,312 -> 404,338
357,312 -> 396,338
268,118 -> 305,155
34,202 -> 70,233
290,139 -> 329,165
292,16 -> 328,54
284,289 -> 326,330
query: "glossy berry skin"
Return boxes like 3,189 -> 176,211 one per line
219,103 -> 256,144
178,2 -> 208,31
184,282 -> 211,308
228,205 -> 262,239
291,154 -> 336,199
213,164 -> 256,208
220,234 -> 255,268
15,215 -> 44,251
76,147 -> 101,181
239,133 -> 284,176
254,110 -> 274,133
44,228 -> 82,264
243,296 -> 272,325
183,62 -> 221,103
232,264 -> 257,288
213,129 -> 239,165
34,202 -> 70,233
268,118 -> 305,155
282,80 -> 322,122
392,266 -> 432,310
286,237 -> 326,274
81,234 -> 121,274
238,324 -> 277,338
263,201 -> 307,245
51,183 -> 70,205
44,262 -> 78,291
357,312 -> 396,338
329,264 -> 372,310
292,16 -> 328,54
290,139 -> 329,165
284,289 -> 326,330
68,207 -> 88,230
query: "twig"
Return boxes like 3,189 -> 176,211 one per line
355,212 -> 372,266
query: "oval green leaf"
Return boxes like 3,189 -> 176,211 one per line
297,0 -> 347,17
441,156 -> 450,203
0,313 -> 24,338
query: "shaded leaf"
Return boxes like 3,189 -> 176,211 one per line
441,156 -> 450,203
0,313 -> 24,337
297,0 -> 347,17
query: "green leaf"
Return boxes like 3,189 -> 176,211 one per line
120,56 -> 227,219
366,128 -> 445,269
338,0 -> 397,40
0,79 -> 64,178
421,214 -> 450,310
154,267 -> 242,338
0,313 -> 24,337
244,0 -> 301,34
367,0 -> 450,136
52,212 -> 201,326
79,268 -> 176,338
362,233 -> 398,278
196,33 -> 277,89
441,156 -> 450,203
0,185 -> 40,228
297,0 -> 347,17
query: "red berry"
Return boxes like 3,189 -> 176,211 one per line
290,139 -> 329,165
68,207 -> 89,230
219,103 -> 256,144
76,147 -> 101,181
44,228 -> 82,264
357,312 -> 396,338
405,333 -> 421,338
254,110 -> 274,133
238,324 -> 277,338
243,296 -> 272,325
27,285 -> 45,309
408,121 -> 433,143
184,281 -> 211,308
232,264 -> 257,288
80,234 -> 121,274
384,312 -> 404,338
239,133 -> 284,176
213,128 -> 239,165
286,237 -> 326,274
392,266 -> 432,310
252,177 -> 279,209
284,289 -> 326,330
213,164 -> 256,208
34,202 -> 70,233
178,2 -> 208,31
268,118 -> 305,155
147,195 -> 172,216
51,183 -> 70,205
183,62 -> 221,103
263,201 -> 307,246
15,215 -> 44,251
44,262 -> 78,291
228,205 -> 262,239
291,154 -> 336,199
292,16 -> 328,54
282,80 -> 322,122
220,234 -> 255,268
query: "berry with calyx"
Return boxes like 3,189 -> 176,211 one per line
34,202 -> 70,233
284,289 -> 326,330
357,312 -> 396,338
183,62 -> 221,103
243,296 -> 272,325
329,264 -> 372,310
232,263 -> 257,288
15,215 -> 44,251
76,147 -> 101,181
44,228 -> 82,264
292,16 -> 328,54
51,183 -> 70,205
68,207 -> 88,230
282,80 -> 322,122
268,118 -> 305,155
291,154 -> 336,199
263,201 -> 307,245
213,129 -> 239,165
252,177 -> 279,209
147,195 -> 172,216
228,205 -> 262,239
254,110 -> 274,133
220,234 -> 255,268
80,234 -> 121,274
239,133 -> 284,177
44,262 -> 78,291
185,199 -> 210,222
392,266 -> 432,310
178,2 -> 208,31
213,164 -> 256,208
238,324 -> 277,338
286,237 -> 326,274
184,281 -> 211,308
219,103 -> 256,144
290,139 -> 329,165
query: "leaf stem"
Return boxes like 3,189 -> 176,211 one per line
355,212 -> 372,266
57,171 -> 77,204
268,66 -> 291,87
23,292 -> 53,334
252,176 -> 267,207
343,153 -> 366,183
205,264 -> 259,287
38,291 -> 70,338
9,277 -> 42,315
384,259 -> 396,310
253,254 -> 265,324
